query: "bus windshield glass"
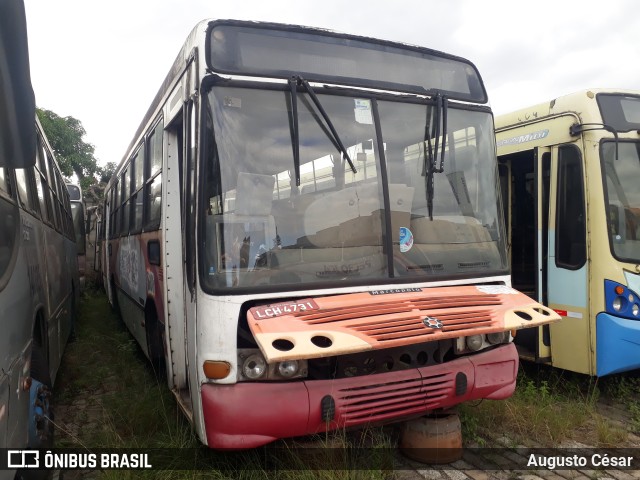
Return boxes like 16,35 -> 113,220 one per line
201,86 -> 506,291
602,140 -> 640,263
597,93 -> 640,132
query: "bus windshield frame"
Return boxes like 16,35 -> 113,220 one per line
199,80 -> 506,294
206,21 -> 487,103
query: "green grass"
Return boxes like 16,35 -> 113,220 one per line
459,364 -> 639,448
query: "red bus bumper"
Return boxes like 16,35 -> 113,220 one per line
201,343 -> 517,449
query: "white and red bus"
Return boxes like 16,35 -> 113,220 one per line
101,19 -> 559,449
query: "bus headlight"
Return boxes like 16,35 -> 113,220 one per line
487,331 -> 507,344
612,297 -> 624,312
237,349 -> 308,381
242,353 -> 267,380
605,280 -> 640,320
277,360 -> 299,378
466,335 -> 484,351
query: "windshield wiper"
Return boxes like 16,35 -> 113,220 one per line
293,75 -> 357,176
422,94 -> 448,220
287,77 -> 302,187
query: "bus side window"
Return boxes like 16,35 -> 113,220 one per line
0,167 -> 10,197
0,167 -> 18,279
13,168 -> 30,210
144,119 -> 163,230
131,146 -> 145,233
556,144 -> 586,269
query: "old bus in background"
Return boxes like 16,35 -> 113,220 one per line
101,19 -> 558,449
496,89 -> 640,376
66,182 -> 87,289
0,1 -> 79,474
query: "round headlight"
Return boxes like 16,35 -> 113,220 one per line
466,335 -> 484,351
613,297 -> 623,312
633,304 -> 639,316
277,360 -> 299,378
242,353 -> 267,380
487,331 -> 506,344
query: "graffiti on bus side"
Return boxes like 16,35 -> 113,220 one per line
118,239 -> 140,294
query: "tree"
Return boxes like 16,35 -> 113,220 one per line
36,108 -> 99,190
98,162 -> 117,184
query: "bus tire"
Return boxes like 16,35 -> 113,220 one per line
110,276 -> 121,319
20,346 -> 54,480
27,343 -> 54,449
145,304 -> 166,380
69,284 -> 77,342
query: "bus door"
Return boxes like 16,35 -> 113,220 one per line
533,147 -> 551,361
162,68 -> 198,418
547,144 -> 592,374
500,147 -> 551,362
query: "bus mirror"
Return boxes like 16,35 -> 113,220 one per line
0,0 -> 36,169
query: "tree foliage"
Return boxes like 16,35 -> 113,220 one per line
99,162 -> 117,184
36,107 -> 103,190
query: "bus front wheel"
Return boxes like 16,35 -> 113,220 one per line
27,343 -> 53,449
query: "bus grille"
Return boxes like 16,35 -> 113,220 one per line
296,294 -> 499,341
245,285 -> 552,362
336,372 -> 454,425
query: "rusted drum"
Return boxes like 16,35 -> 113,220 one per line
399,413 -> 463,464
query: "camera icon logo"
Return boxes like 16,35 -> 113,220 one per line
7,450 -> 40,469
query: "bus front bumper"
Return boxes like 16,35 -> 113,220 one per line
201,342 -> 518,449
596,312 -> 640,376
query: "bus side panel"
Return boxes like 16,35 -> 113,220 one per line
141,230 -> 166,344
1,206 -> 40,449
43,223 -> 65,373
115,235 -> 148,355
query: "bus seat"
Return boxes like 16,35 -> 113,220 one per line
302,183 -> 413,247
205,213 -> 276,272
302,183 -> 385,247
411,216 -> 490,244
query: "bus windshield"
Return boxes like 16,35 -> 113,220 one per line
201,85 -> 506,291
602,140 -> 640,263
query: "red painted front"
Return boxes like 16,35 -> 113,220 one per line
201,343 -> 518,449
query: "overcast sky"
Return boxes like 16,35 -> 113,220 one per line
24,0 -> 640,168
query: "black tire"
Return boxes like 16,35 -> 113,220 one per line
68,286 -> 77,342
19,345 -> 54,480
145,307 -> 166,380
28,344 -> 53,447
110,276 -> 120,314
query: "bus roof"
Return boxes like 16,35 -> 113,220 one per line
494,88 -> 640,132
